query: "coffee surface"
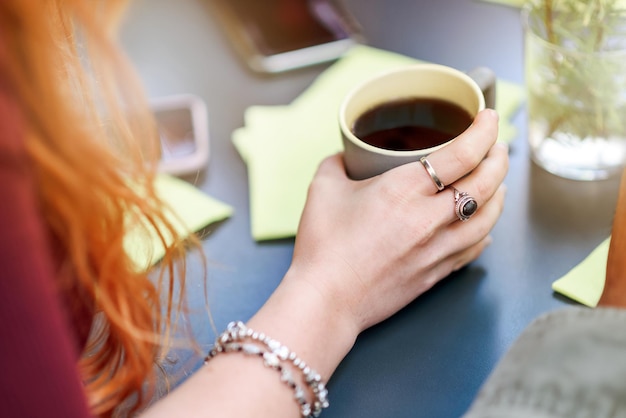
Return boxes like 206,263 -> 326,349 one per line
352,97 -> 473,151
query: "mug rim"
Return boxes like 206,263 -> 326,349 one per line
338,62 -> 485,157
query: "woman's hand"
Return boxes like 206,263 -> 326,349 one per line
148,109 -> 508,418
290,108 -> 508,334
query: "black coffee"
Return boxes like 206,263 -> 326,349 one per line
352,97 -> 473,151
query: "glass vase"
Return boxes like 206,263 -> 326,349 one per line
523,1 -> 626,181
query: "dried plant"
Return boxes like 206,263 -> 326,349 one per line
525,0 -> 626,142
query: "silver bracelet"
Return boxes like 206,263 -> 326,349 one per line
205,321 -> 329,417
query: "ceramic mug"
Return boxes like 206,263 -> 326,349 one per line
339,63 -> 496,180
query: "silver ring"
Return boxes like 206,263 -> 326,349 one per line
452,187 -> 478,221
419,157 -> 445,191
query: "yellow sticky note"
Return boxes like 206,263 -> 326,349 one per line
124,174 -> 233,270
552,237 -> 609,307
496,79 -> 525,143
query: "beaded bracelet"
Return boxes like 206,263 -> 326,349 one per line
205,321 -> 329,417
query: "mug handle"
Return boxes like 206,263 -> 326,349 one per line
467,67 -> 496,109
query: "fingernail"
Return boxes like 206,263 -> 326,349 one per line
482,108 -> 499,120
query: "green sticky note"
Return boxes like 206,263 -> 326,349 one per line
552,237 -> 609,307
124,174 -> 233,270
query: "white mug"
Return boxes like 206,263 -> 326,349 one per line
339,63 -> 495,180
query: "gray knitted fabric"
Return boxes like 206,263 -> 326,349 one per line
464,307 -> 626,418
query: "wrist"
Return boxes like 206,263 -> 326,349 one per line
247,267 -> 359,381
206,321 -> 329,417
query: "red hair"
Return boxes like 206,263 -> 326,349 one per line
0,0 -> 199,415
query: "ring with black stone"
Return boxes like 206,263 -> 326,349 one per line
452,187 -> 478,221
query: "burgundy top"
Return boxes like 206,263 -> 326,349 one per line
0,45 -> 93,416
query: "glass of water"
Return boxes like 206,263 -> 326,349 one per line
523,0 -> 626,181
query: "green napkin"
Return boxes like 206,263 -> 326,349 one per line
233,45 -> 525,241
552,237 -> 609,307
124,174 -> 233,271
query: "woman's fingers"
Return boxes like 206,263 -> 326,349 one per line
431,184 -> 507,259
432,235 -> 495,281
384,139 -> 508,233
451,140 -> 509,202
412,108 -> 500,194
444,140 -> 509,222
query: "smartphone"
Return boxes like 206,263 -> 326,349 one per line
151,94 -> 210,175
209,0 -> 363,74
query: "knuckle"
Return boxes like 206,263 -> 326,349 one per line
453,141 -> 481,169
473,176 -> 491,202
410,217 -> 439,249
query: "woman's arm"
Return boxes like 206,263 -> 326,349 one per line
598,168 -> 626,308
142,109 -> 508,417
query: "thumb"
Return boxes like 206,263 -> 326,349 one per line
315,152 -> 350,180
